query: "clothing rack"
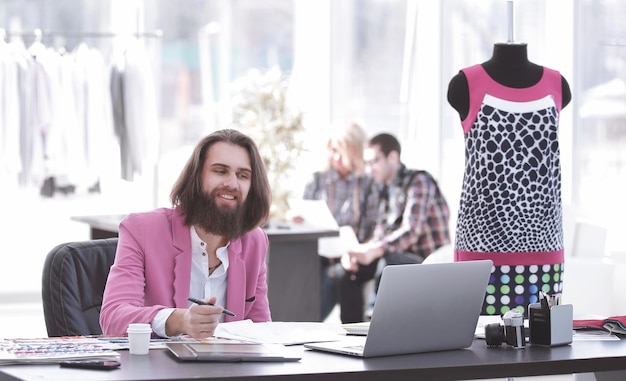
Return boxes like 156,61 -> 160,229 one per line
1,27 -> 163,202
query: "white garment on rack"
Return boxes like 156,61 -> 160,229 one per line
111,39 -> 159,182
27,45 -> 55,188
0,39 -> 23,186
72,43 -> 117,186
3,34 -> 155,192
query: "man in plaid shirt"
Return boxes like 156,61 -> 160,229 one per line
340,133 -> 451,323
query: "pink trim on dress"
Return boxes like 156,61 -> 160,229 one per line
460,64 -> 563,133
454,249 -> 564,266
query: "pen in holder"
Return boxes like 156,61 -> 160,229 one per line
528,294 -> 573,346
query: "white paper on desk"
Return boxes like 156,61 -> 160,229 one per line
474,315 -> 503,338
214,320 -> 345,345
573,330 -> 620,341
318,225 -> 360,258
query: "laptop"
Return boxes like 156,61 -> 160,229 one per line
166,342 -> 302,362
305,260 -> 492,357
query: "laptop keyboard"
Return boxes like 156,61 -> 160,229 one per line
344,345 -> 364,351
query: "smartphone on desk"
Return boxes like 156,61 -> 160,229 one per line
59,360 -> 121,370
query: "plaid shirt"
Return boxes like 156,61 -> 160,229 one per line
367,164 -> 451,259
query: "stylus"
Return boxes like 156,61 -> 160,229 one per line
187,297 -> 236,317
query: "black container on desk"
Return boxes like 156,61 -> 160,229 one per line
528,302 -> 573,346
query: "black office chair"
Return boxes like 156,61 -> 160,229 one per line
41,238 -> 118,337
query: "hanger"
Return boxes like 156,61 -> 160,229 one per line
28,28 -> 46,57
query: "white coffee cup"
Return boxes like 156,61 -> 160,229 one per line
126,323 -> 152,355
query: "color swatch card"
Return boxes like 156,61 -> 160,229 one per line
0,337 -> 121,365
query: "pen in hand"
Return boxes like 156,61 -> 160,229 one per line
187,297 -> 236,317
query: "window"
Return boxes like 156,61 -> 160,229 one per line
574,0 -> 626,251
1,0 -> 624,259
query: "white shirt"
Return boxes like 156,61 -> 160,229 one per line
151,226 -> 229,337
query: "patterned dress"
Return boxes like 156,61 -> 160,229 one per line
454,64 -> 565,315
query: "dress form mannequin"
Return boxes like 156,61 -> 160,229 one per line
447,43 -> 571,120
448,41 -> 570,316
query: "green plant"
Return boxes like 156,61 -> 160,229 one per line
230,66 -> 305,221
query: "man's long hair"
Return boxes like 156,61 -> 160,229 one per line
170,129 -> 272,234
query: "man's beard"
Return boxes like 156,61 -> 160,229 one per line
187,188 -> 246,240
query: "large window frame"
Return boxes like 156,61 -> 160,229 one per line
1,0 -> 623,254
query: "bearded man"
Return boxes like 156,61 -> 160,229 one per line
100,129 -> 272,339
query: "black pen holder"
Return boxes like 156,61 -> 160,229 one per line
528,303 -> 573,346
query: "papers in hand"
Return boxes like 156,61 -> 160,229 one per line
318,225 -> 360,258
288,199 -> 358,258
288,199 -> 338,230
214,320 -> 346,345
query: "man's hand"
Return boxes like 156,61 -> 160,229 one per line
167,296 -> 222,339
347,242 -> 384,266
341,252 -> 358,272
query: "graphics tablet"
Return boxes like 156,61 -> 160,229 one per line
166,342 -> 301,362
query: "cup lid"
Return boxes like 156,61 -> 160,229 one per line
127,323 -> 152,333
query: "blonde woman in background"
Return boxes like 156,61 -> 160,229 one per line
297,121 -> 378,321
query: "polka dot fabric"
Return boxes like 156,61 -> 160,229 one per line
483,263 -> 564,315
454,64 -> 566,315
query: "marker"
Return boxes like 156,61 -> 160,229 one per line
187,297 -> 236,317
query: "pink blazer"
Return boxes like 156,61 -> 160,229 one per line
100,207 -> 271,335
